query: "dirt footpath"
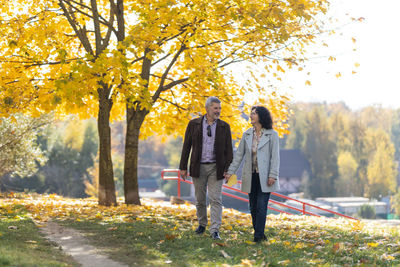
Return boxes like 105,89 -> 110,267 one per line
40,221 -> 128,267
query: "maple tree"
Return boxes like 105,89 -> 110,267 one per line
1,0 -> 332,205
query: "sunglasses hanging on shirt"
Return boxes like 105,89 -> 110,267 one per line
207,125 -> 212,137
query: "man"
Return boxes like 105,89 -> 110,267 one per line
179,97 -> 233,240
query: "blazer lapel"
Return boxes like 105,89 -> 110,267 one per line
215,119 -> 223,148
216,119 -> 222,136
245,129 -> 253,150
195,116 -> 204,152
258,132 -> 271,149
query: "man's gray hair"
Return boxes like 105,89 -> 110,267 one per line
205,97 -> 221,108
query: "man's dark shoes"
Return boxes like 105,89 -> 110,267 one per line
211,232 -> 221,240
195,226 -> 205,235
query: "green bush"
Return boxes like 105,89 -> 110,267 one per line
358,204 -> 376,219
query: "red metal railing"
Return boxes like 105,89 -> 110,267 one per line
161,169 -> 358,220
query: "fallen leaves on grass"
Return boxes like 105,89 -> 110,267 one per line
220,250 -> 231,259
277,259 -> 291,265
1,193 -> 400,266
240,259 -> 255,266
165,234 -> 176,240
368,242 -> 379,248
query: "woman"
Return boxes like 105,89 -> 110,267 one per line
225,106 -> 280,242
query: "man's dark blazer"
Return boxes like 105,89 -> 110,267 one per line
179,115 -> 233,180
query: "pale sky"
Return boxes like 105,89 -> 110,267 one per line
235,0 -> 400,110
285,0 -> 400,110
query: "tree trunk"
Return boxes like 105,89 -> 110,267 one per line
124,46 -> 151,205
123,106 -> 148,205
97,84 -> 117,206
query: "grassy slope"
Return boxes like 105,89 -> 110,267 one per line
2,194 -> 400,266
0,203 -> 77,267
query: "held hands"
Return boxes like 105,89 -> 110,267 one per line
180,170 -> 187,181
224,172 -> 231,183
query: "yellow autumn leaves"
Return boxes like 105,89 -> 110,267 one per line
0,192 -> 394,237
0,0 -> 333,142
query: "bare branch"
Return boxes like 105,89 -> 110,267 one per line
1,57 -> 83,68
90,0 -> 102,56
150,53 -> 171,67
101,4 -> 115,51
130,56 -> 145,65
151,44 -> 186,102
219,59 -> 246,68
162,77 -> 189,91
158,97 -> 187,111
61,0 -> 118,36
157,23 -> 191,45
191,38 -> 231,49
4,77 -> 55,85
114,0 -> 125,41
150,73 -> 174,82
160,45 -> 186,87
218,41 -> 250,65
58,0 -> 94,55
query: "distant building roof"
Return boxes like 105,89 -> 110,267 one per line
279,149 -> 311,178
316,197 -> 369,204
337,202 -> 387,207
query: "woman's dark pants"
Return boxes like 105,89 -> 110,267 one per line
248,172 -> 271,240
